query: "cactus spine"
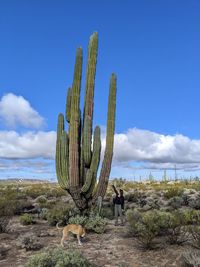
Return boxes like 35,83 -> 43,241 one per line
56,32 -> 117,211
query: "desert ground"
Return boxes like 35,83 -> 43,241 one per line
0,179 -> 200,267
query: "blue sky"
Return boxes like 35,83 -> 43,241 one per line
1,0 -> 200,181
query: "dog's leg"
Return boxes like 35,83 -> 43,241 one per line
77,234 -> 82,246
61,231 -> 68,247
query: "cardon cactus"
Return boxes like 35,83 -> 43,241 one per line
56,32 -> 117,211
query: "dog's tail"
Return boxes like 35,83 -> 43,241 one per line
56,222 -> 64,230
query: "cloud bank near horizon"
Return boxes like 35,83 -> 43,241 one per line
1,128 -> 200,171
1,93 -> 200,176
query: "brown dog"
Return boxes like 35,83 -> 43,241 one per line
56,222 -> 86,246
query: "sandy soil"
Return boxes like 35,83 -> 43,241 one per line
0,217 -> 187,267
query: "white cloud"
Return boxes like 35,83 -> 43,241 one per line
111,128 -> 200,164
0,93 -> 45,128
1,127 -> 200,174
0,131 -> 56,159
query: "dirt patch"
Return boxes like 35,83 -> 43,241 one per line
0,217 -> 186,267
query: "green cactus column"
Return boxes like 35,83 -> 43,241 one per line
93,73 -> 117,201
69,48 -> 82,188
55,32 -> 117,212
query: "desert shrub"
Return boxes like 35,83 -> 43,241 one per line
25,248 -> 96,267
85,214 -> 106,234
164,211 -> 188,244
124,191 -> 140,203
126,209 -> 142,236
40,208 -> 49,220
168,196 -> 184,209
183,210 -> 200,225
100,206 -> 114,220
46,203 -> 78,226
18,235 -> 42,251
188,225 -> 200,249
164,188 -> 183,199
35,195 -> 47,204
189,198 -> 200,210
0,246 -> 9,260
46,187 -> 67,198
68,213 -> 106,234
182,248 -> 200,267
155,211 -> 172,235
0,217 -> 10,233
20,214 -> 35,225
127,209 -> 160,249
68,215 -> 88,225
134,210 -> 161,249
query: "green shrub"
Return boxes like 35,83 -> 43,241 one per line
17,235 -> 42,251
168,196 -> 183,209
100,206 -> 114,220
189,198 -> 200,210
46,203 -> 78,226
126,209 -> 160,249
135,210 -> 161,249
164,211 -> 188,244
188,225 -> 200,249
0,217 -> 9,233
25,248 -> 96,267
86,214 -> 106,234
182,248 -> 200,267
124,191 -> 140,203
126,209 -> 142,236
183,209 -> 200,225
19,214 -> 35,225
164,188 -> 183,199
68,215 -> 88,225
40,208 -> 49,220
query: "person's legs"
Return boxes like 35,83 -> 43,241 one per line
114,204 -> 118,225
118,205 -> 124,225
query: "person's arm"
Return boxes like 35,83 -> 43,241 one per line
112,184 -> 119,195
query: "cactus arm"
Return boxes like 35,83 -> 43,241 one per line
66,87 -> 72,123
81,126 -> 101,194
93,74 -> 117,200
83,115 -> 92,166
56,113 -> 68,189
69,48 -> 83,187
83,32 -> 98,167
61,131 -> 69,188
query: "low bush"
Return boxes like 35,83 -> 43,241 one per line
164,211 -> 188,245
67,213 -> 106,234
17,235 -> 42,251
0,217 -> 9,233
68,215 -> 87,225
164,188 -> 183,199
189,198 -> 200,210
85,214 -> 106,234
19,214 -> 35,225
100,206 -> 114,220
168,196 -> 184,209
127,209 -> 160,249
46,203 -> 78,226
188,225 -> 200,249
25,248 -> 96,267
182,248 -> 200,267
126,209 -> 142,236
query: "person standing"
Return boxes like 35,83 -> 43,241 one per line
112,184 -> 124,226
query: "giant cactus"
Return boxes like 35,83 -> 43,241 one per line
56,32 -> 117,211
